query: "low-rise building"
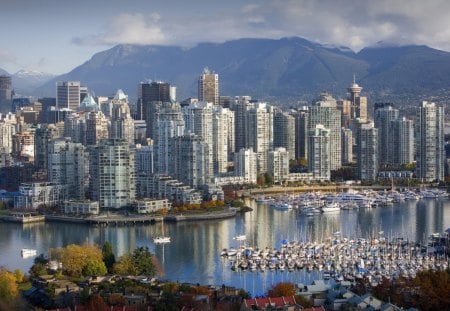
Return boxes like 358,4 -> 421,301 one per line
64,200 -> 99,215
15,182 -> 68,209
136,199 -> 171,214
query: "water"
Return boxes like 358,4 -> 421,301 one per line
0,198 -> 449,296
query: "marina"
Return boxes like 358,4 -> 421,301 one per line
0,192 -> 449,297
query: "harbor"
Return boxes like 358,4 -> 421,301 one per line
220,232 -> 450,287
0,194 -> 449,297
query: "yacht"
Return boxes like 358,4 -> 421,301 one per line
21,248 -> 37,258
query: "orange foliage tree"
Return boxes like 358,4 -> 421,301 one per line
267,282 -> 296,297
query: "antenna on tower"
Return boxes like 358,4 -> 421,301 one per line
353,73 -> 356,84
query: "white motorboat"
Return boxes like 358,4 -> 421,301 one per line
21,248 -> 37,258
321,202 -> 341,213
153,236 -> 171,244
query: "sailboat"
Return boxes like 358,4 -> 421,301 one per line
153,219 -> 171,244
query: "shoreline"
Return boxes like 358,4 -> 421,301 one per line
0,209 -> 237,225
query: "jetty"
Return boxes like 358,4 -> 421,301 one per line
0,213 -> 45,224
164,209 -> 237,222
46,214 -> 163,226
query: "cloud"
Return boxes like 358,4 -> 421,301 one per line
72,0 -> 450,52
73,13 -> 166,46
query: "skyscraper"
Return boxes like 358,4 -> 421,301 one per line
391,117 -> 414,166
89,139 -> 136,209
34,124 -> 61,170
169,134 -> 210,188
234,148 -> 257,184
273,111 -> 295,160
374,103 -> 399,166
111,102 -> 135,145
356,122 -> 378,181
246,102 -> 273,174
0,75 -> 12,114
293,110 -> 309,160
56,81 -> 81,110
341,128 -> 353,165
309,93 -> 341,170
308,124 -> 330,180
347,77 -> 367,122
268,147 -> 290,183
138,81 -> 173,137
48,138 -> 88,199
212,106 -> 234,174
198,68 -> 219,105
230,96 -> 253,153
183,101 -> 214,180
154,102 -> 185,175
415,101 -> 445,182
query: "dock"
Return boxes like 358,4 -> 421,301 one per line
164,209 -> 237,222
0,213 -> 45,224
46,215 -> 163,226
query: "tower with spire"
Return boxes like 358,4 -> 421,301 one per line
347,75 -> 367,121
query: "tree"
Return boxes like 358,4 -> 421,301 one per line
267,282 -> 296,297
132,246 -> 157,276
82,260 -> 107,276
29,263 -> 47,277
102,241 -> 115,273
257,174 -> 266,186
264,172 -> 274,185
61,244 -> 106,277
113,254 -> 138,275
13,269 -> 24,283
87,294 -> 108,311
0,269 -> 18,303
109,293 -> 127,306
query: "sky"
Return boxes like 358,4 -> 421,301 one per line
2,0 -> 450,75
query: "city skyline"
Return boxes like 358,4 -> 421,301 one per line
2,0 -> 450,74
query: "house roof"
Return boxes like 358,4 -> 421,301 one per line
243,296 -> 298,309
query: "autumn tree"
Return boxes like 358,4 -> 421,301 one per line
102,241 -> 115,273
0,269 -> 18,303
267,282 -> 296,297
109,293 -> 127,306
113,254 -> 138,275
87,294 -> 108,311
61,244 -> 107,277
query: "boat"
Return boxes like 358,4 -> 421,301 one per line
21,248 -> 37,258
154,220 -> 171,244
321,202 -> 341,213
153,236 -> 171,244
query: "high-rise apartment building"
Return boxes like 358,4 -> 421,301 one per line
0,75 -> 12,114
138,81 -> 174,137
293,110 -> 309,160
230,96 -> 253,153
273,111 -> 295,160
234,148 -> 257,184
89,139 -> 136,209
212,106 -> 234,174
183,101 -> 214,180
309,93 -> 341,170
268,147 -> 290,183
341,128 -> 353,165
169,134 -> 210,188
374,103 -> 399,166
356,122 -> 378,181
246,102 -> 273,174
111,102 -> 135,145
391,117 -> 414,166
48,138 -> 88,199
86,111 -> 109,146
154,102 -> 185,175
56,81 -> 81,110
34,124 -> 61,170
198,68 -> 219,105
308,124 -> 330,180
415,101 -> 445,182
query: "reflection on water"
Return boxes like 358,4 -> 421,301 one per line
0,198 -> 449,296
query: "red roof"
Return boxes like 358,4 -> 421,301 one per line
243,296 -> 298,309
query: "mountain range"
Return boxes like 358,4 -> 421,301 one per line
6,37 -> 450,104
